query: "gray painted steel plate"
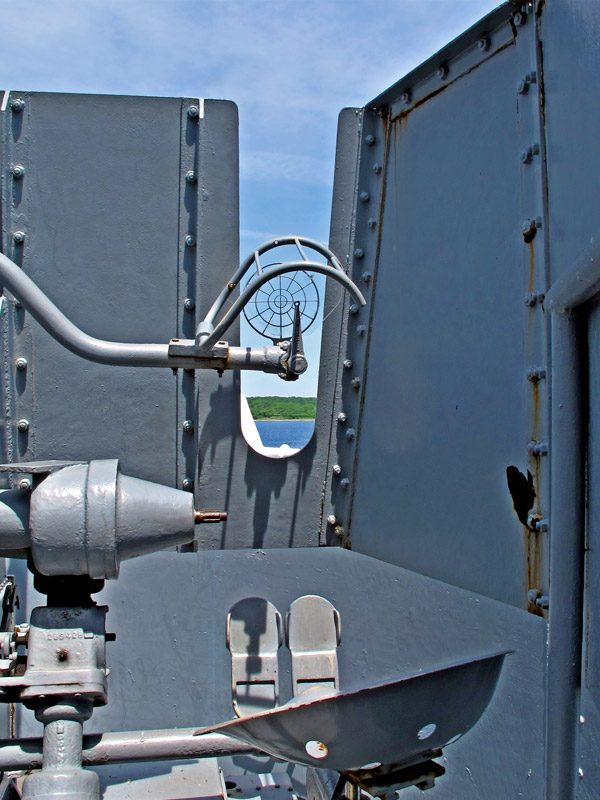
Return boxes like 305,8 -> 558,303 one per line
199,651 -> 509,771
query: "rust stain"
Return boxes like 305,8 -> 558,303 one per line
527,241 -> 535,292
507,466 -> 545,615
532,379 -> 540,441
525,526 -> 545,617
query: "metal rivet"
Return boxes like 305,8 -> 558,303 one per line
437,64 -> 449,80
346,428 -> 356,441
187,105 -> 200,118
362,272 -> 372,283
365,134 -> 376,146
12,231 -> 25,244
185,170 -> 197,183
183,419 -> 195,433
10,99 -> 25,113
17,419 -> 29,432
520,148 -> 532,164
527,440 -> 548,456
526,367 -> 546,382
182,478 -> 194,491
513,11 -> 527,26
11,165 -> 25,180
349,304 -> 359,315
340,478 -> 350,489
337,412 -> 347,424
185,234 -> 196,248
351,377 -> 361,388
184,297 -> 196,310
356,325 -> 367,335
332,464 -> 342,475
359,191 -> 370,203
373,162 -> 383,174
354,248 -> 365,259
327,515 -> 337,526
15,358 -> 27,371
18,478 -> 31,492
478,37 -> 491,51
400,90 -> 412,105
367,218 -> 377,229
343,359 -> 353,369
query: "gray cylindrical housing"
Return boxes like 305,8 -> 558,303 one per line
0,488 -> 30,551
29,460 -> 195,579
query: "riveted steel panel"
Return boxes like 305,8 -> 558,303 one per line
331,10 -> 551,610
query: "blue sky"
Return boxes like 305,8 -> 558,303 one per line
1,0 -> 499,395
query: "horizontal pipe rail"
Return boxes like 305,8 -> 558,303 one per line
0,729 -> 262,771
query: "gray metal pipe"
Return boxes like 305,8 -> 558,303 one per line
0,253 -> 286,372
0,730 -> 261,771
543,234 -> 600,800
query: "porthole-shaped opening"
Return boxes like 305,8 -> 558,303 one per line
240,242 -> 325,458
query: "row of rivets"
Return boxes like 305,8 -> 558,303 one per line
328,123 -> 383,514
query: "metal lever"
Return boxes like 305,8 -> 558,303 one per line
281,301 -> 307,381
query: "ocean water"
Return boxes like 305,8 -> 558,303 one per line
255,419 -> 315,448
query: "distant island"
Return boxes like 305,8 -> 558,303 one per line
247,396 -> 316,420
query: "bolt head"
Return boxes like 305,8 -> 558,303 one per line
11,165 -> 25,180
527,588 -> 540,604
18,478 -> 31,492
373,162 -> 383,174
346,428 -> 356,440
340,477 -> 350,489
337,412 -> 347,423
400,91 -> 412,105
362,272 -> 372,283
187,105 -> 200,118
15,358 -> 27,371
17,419 -> 29,432
520,148 -> 532,164
182,478 -> 194,491
367,218 -> 377,229
513,10 -> 527,26
349,304 -> 359,315
517,79 -> 529,95
351,377 -> 361,388
185,234 -> 197,247
327,515 -> 337,526
365,134 -> 376,146
437,64 -> 449,80
333,464 -> 342,475
478,37 -> 491,51
10,99 -> 25,113
185,170 -> 197,183
354,248 -> 365,259
184,297 -> 196,310
359,191 -> 370,203
522,219 -> 534,234
356,324 -> 367,335
12,231 -> 25,244
183,419 -> 194,433
343,359 -> 353,369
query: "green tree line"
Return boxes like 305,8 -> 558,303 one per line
248,396 -> 317,420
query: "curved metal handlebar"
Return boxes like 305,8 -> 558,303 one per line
195,236 -> 366,350
0,236 -> 365,371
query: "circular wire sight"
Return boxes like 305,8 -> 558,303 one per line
243,269 -> 320,344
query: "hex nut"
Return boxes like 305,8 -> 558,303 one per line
333,464 -> 342,475
182,478 -> 194,491
478,37 -> 491,51
373,162 -> 383,174
183,419 -> 195,433
351,377 -> 361,388
354,248 -> 365,259
11,165 -> 25,180
12,231 -> 25,244
185,234 -> 197,247
340,478 -> 350,489
15,358 -> 28,371
18,478 -> 31,492
343,359 -> 353,370
365,134 -> 376,146
184,297 -> 196,310
185,170 -> 197,183
359,191 -> 370,203
367,218 -> 377,229
17,419 -> 29,432
337,412 -> 347,424
187,105 -> 200,118
10,99 -> 25,113
327,515 -> 337,526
